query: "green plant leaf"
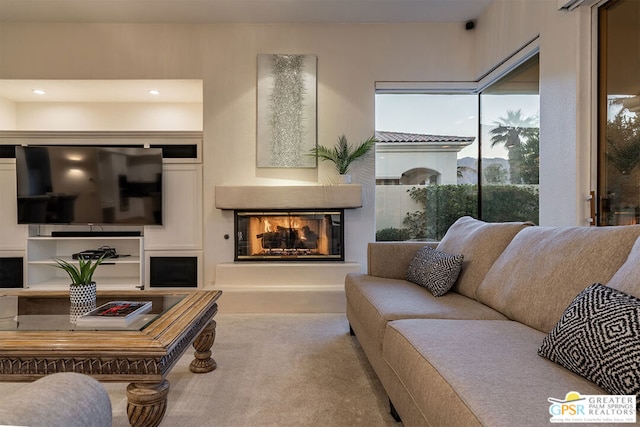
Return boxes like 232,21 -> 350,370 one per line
309,134 -> 376,175
52,254 -> 106,285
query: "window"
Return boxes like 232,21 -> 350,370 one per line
597,0 -> 640,226
479,55 -> 540,223
375,54 -> 539,241
375,93 -> 478,241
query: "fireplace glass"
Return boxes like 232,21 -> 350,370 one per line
235,210 -> 344,261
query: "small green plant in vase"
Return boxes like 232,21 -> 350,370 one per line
310,134 -> 376,183
53,255 -> 105,306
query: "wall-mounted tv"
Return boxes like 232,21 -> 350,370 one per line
16,146 -> 163,225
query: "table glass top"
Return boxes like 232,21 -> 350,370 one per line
0,293 -> 186,332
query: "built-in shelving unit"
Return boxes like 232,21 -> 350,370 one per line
0,131 -> 204,290
26,236 -> 143,290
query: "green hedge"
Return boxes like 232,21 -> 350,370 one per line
481,185 -> 539,223
397,184 -> 539,241
375,227 -> 412,242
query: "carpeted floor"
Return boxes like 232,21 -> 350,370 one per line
101,313 -> 399,427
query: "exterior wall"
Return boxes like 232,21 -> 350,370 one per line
375,185 -> 422,231
376,146 -> 461,185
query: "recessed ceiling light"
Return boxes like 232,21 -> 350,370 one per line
149,89 -> 160,95
32,89 -> 46,95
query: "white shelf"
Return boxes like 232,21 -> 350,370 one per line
27,256 -> 142,265
26,236 -> 143,291
26,277 -> 143,290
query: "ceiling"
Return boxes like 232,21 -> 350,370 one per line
0,0 -> 492,24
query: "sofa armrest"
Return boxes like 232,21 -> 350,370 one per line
0,372 -> 112,427
367,241 -> 432,279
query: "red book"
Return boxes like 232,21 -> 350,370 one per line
76,301 -> 152,327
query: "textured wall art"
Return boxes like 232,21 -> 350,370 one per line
257,54 -> 317,168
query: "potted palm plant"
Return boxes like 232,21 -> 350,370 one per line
53,255 -> 105,306
310,134 -> 376,183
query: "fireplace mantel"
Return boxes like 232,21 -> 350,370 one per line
215,185 -> 362,210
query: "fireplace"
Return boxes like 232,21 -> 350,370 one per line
234,210 -> 344,261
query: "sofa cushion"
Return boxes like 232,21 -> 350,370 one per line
383,319 -> 610,427
608,236 -> 640,299
406,246 -> 463,296
436,216 -> 533,299
539,283 -> 640,407
476,225 -> 640,333
345,273 -> 507,351
367,242 -> 428,279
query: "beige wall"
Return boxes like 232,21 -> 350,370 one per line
13,102 -> 203,131
474,0 -> 593,226
0,22 -> 475,283
0,0 -> 598,280
0,98 -> 16,129
473,0 -> 545,78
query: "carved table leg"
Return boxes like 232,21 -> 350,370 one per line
126,379 -> 170,427
190,319 -> 217,373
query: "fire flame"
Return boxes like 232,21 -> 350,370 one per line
263,217 -> 301,232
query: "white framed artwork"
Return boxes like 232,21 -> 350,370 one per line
257,54 -> 317,168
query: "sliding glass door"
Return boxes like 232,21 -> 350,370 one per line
597,0 -> 640,226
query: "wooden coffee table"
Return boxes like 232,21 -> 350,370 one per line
0,289 -> 222,427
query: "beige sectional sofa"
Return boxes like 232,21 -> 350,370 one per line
346,216 -> 640,427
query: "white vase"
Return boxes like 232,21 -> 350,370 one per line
69,282 -> 97,323
69,282 -> 97,306
70,301 -> 96,323
339,174 -> 352,184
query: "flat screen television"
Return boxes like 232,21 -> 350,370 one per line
15,146 -> 163,225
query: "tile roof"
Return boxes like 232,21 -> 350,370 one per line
375,130 -> 475,144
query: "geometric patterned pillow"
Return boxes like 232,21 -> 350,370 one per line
406,245 -> 463,297
538,283 -> 640,409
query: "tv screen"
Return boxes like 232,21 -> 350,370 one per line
16,146 -> 163,225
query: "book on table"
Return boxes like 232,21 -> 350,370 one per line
76,301 -> 152,327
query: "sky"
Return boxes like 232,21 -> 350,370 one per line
375,93 -> 540,159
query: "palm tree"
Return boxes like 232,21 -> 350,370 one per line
456,165 -> 475,178
489,110 -> 539,184
606,111 -> 640,175
519,131 -> 540,184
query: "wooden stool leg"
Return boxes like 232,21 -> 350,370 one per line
126,379 -> 170,427
190,319 -> 217,373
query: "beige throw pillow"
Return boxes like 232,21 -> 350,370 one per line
436,216 -> 533,299
608,236 -> 640,299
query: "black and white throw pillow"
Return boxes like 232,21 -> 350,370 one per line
538,283 -> 640,408
406,245 -> 463,297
